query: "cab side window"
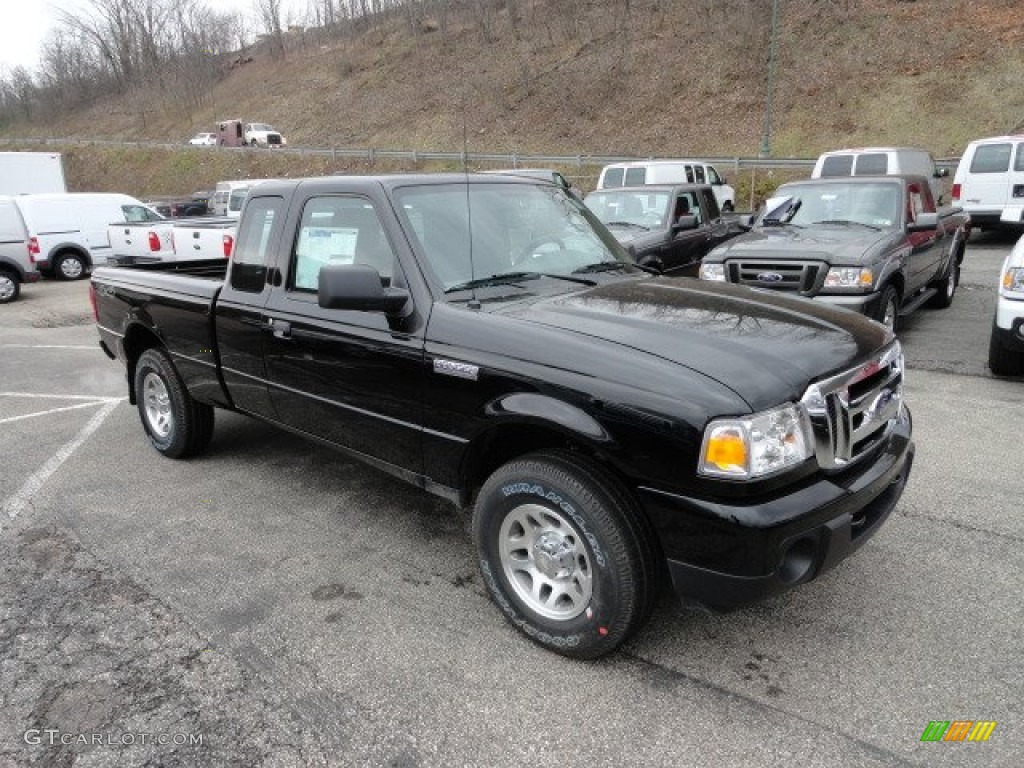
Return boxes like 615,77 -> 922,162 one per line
121,205 -> 162,223
230,196 -> 282,293
707,166 -> 722,185
291,196 -> 396,293
693,165 -> 706,184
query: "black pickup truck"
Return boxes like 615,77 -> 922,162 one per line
698,175 -> 970,331
92,174 -> 914,658
583,183 -> 742,275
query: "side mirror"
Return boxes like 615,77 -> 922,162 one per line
908,212 -> 939,231
935,168 -> 949,178
672,214 -> 699,232
318,263 -> 410,315
736,213 -> 755,230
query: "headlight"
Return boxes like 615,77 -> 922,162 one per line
1001,267 -> 1024,294
699,403 -> 814,480
824,267 -> 874,290
699,263 -> 726,281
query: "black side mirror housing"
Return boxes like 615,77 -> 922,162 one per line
318,263 -> 410,315
671,214 -> 699,232
935,167 -> 949,178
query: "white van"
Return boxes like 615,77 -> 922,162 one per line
0,197 -> 41,302
211,179 -> 278,218
812,147 -> 948,203
13,193 -> 163,280
597,161 -> 736,211
951,135 -> 1024,229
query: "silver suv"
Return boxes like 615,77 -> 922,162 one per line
0,196 -> 41,303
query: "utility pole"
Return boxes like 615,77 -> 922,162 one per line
760,0 -> 780,158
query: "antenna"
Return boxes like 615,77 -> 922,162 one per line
462,96 -> 480,310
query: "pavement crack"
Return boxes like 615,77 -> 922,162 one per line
897,509 -> 1023,543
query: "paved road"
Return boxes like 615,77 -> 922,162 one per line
1,240 -> 1021,767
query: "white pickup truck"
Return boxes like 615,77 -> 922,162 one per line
107,216 -> 236,264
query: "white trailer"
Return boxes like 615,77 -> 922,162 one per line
0,151 -> 67,195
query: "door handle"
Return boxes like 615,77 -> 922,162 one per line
262,318 -> 292,340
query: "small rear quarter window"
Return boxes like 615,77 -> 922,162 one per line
820,155 -> 854,176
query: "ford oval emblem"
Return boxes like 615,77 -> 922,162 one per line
865,388 -> 896,423
757,272 -> 784,283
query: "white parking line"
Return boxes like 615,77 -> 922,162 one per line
0,345 -> 98,350
0,392 -> 123,401
1,399 -> 122,530
0,401 -> 118,425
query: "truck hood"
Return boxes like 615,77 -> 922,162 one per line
489,277 -> 889,411
708,225 -> 891,263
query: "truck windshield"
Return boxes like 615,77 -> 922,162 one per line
764,182 -> 902,230
393,182 -> 633,292
584,190 -> 671,229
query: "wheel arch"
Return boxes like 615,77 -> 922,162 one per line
49,243 -> 94,270
459,394 -> 637,504
122,323 -> 165,404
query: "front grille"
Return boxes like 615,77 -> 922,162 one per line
800,342 -> 904,471
727,260 -> 826,295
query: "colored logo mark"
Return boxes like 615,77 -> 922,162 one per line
920,720 -> 996,742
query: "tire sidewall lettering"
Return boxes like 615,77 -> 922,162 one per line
499,482 -> 607,567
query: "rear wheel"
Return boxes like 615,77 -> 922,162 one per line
134,348 -> 215,458
0,269 -> 20,303
53,251 -> 86,280
472,450 -> 658,659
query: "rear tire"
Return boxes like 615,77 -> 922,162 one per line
472,450 -> 658,659
988,325 -> 1024,376
0,269 -> 20,303
53,251 -> 86,281
134,348 -> 215,458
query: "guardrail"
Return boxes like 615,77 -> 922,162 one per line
0,136 -> 961,204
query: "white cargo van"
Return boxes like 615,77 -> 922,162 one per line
951,135 -> 1024,230
812,147 -> 948,203
0,197 -> 41,303
597,161 -> 736,211
13,193 -> 162,280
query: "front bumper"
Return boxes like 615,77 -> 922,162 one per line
640,405 -> 913,608
812,291 -> 884,318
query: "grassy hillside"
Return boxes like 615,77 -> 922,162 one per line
2,0 -> 1022,198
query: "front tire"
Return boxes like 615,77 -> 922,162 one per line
472,451 -> 658,659
134,348 -> 215,458
927,249 -> 961,309
874,284 -> 900,332
988,325 -> 1024,376
53,252 -> 87,280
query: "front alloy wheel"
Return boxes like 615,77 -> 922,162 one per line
498,503 -> 593,621
473,451 -> 658,659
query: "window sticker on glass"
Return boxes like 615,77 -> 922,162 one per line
294,227 -> 358,290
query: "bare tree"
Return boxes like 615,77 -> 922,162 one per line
255,0 -> 287,58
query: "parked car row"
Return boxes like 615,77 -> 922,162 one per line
0,192 -> 164,303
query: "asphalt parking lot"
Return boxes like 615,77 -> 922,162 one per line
1,232 -> 1022,767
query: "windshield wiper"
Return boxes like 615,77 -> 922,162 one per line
605,221 -> 649,231
573,261 -> 659,275
811,219 -> 882,231
445,271 -> 595,294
